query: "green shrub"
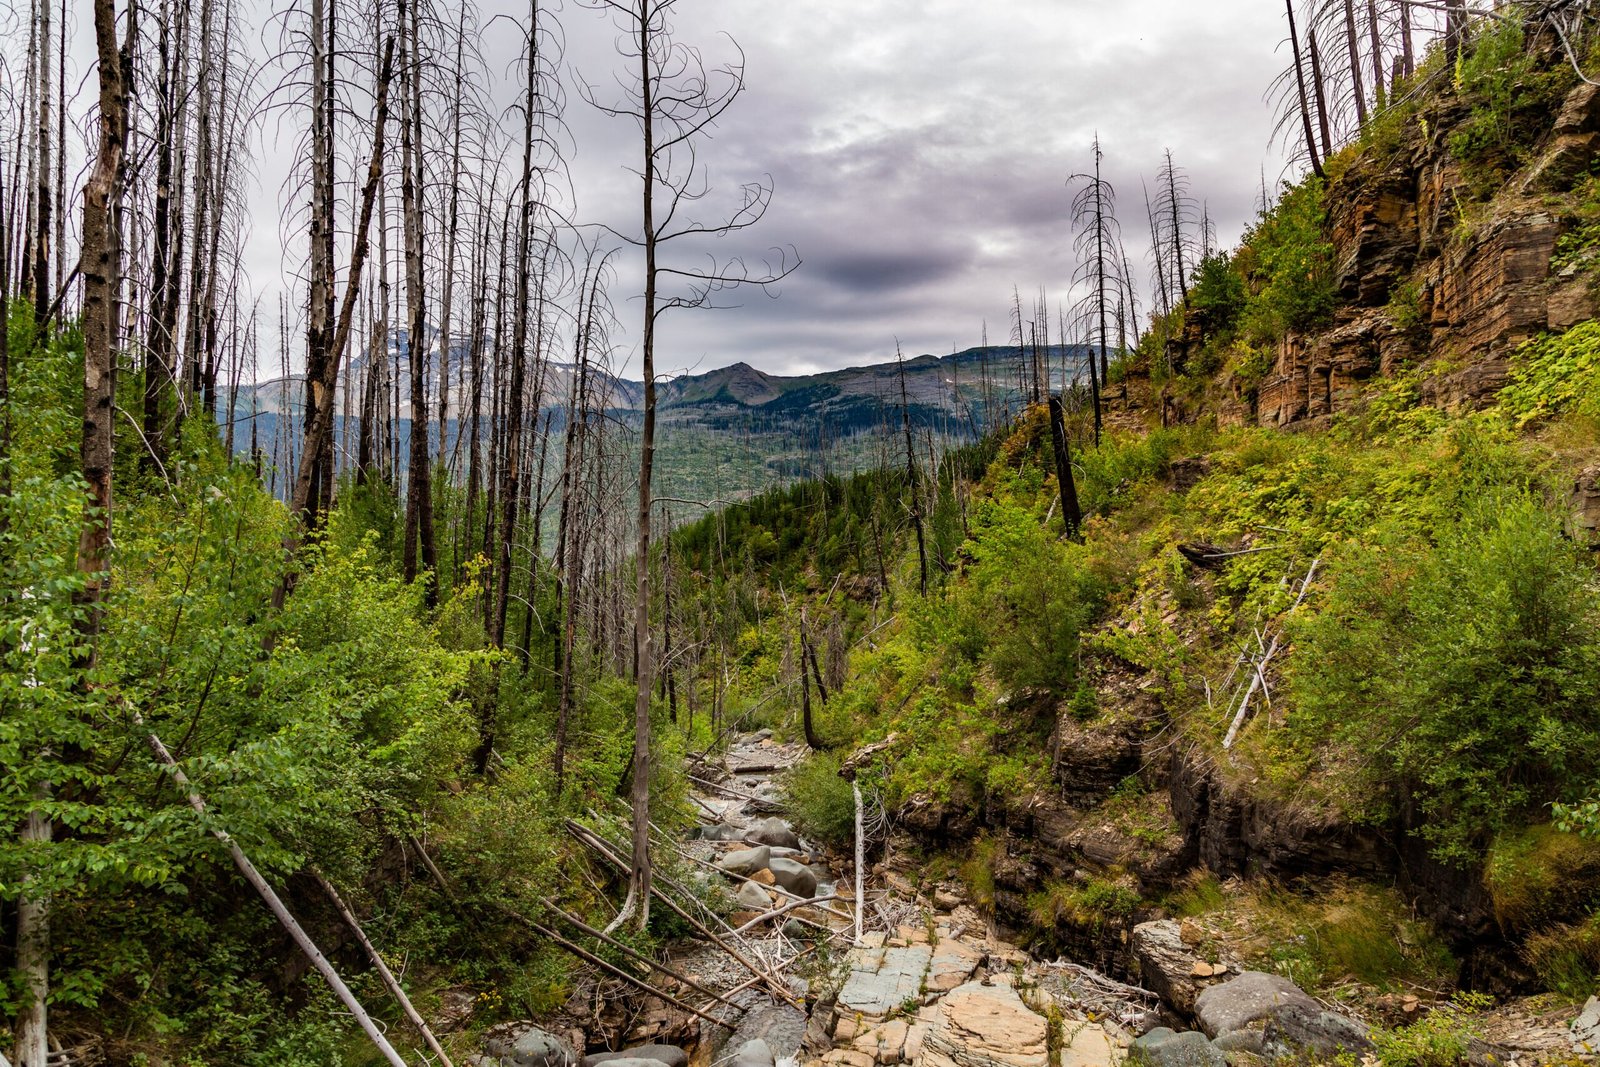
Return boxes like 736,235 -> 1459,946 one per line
1239,178 -> 1336,342
1288,491 -> 1600,866
1524,912 -> 1600,1000
1190,251 -> 1247,339
1484,824 -> 1600,932
1371,993 -> 1492,1067
1447,18 -> 1569,192
1500,321 -> 1600,429
782,753 -> 858,849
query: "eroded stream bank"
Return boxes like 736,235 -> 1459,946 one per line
469,733 -> 1600,1067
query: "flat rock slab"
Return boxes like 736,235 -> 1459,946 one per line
584,1046 -> 687,1067
1194,971 -> 1319,1038
927,938 -> 985,993
921,980 -> 1048,1067
1573,997 -> 1600,1054
1060,1023 -> 1117,1067
837,945 -> 933,1020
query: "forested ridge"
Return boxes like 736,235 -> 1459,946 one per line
11,1 -> 1600,1065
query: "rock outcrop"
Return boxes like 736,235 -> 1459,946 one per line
920,981 -> 1049,1067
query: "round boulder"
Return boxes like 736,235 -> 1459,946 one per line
766,856 -> 818,898
718,845 -> 772,877
745,817 -> 802,850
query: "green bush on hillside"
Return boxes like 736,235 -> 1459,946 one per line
1501,320 -> 1600,429
1287,489 -> 1600,866
1239,178 -> 1336,342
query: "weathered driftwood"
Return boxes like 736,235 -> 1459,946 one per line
729,893 -> 839,936
314,870 -> 457,1067
1222,557 -> 1320,750
528,919 -> 733,1029
143,729 -> 409,1067
564,821 -> 796,1004
544,900 -> 745,1011
853,781 -> 865,946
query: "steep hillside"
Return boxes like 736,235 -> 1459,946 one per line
672,19 -> 1600,1031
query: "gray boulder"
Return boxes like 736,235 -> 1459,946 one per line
766,856 -> 818,897
1195,972 -> 1319,1038
1129,1028 -> 1226,1067
737,880 -> 774,910
745,817 -> 802,850
585,1046 -> 687,1067
719,845 -> 772,877
485,1026 -> 581,1067
731,1038 -> 775,1067
1262,1003 -> 1371,1059
1209,1029 -> 1265,1056
698,823 -> 746,842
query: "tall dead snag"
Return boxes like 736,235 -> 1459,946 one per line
289,39 -> 396,524
1288,1 -> 1328,179
894,343 -> 928,596
77,0 -> 132,650
35,4 -> 132,1065
1156,150 -> 1193,307
399,0 -> 437,602
1342,0 -> 1369,126
1069,134 -> 1120,404
1366,0 -> 1386,111
585,0 -> 795,932
302,0 -> 337,518
1046,396 -> 1083,542
492,0 -> 547,651
1306,13 -> 1335,161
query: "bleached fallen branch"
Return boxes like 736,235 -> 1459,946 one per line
1221,556 -> 1320,750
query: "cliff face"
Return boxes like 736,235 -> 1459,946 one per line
1251,81 -> 1600,430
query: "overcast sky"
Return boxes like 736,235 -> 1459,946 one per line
48,1 -> 1295,382
537,0 -> 1295,379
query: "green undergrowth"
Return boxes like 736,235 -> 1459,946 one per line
1172,877 -> 1456,995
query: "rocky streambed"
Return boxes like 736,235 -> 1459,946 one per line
470,732 -> 1600,1067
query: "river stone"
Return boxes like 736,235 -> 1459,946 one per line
921,979 -> 1049,1067
767,856 -> 818,897
737,880 -> 774,909
746,816 -> 802,850
1261,1003 -> 1372,1058
1128,1028 -> 1225,1067
720,845 -> 772,877
698,822 -> 746,842
584,1047 -> 687,1067
732,1038 -> 775,1067
1194,972 -> 1320,1038
484,1025 -> 581,1067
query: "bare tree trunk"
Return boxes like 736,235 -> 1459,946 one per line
1288,0 -> 1328,179
1366,0 -> 1386,111
1047,396 -> 1082,541
1399,0 -> 1414,78
1308,23 -> 1335,159
493,7 -> 539,649
31,0 -> 52,323
399,0 -> 437,603
1343,0 -> 1369,127
290,39 -> 395,523
304,0 -> 336,516
41,6 -> 131,1063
